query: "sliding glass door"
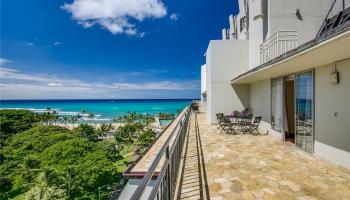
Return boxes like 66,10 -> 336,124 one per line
295,72 -> 314,153
271,78 -> 283,133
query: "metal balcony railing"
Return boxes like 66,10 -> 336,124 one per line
129,106 -> 191,200
260,30 -> 298,64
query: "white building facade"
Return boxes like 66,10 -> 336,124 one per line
200,64 -> 207,104
201,0 -> 350,169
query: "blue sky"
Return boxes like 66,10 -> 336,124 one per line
0,0 -> 237,99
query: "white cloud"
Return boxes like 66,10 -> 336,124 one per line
139,32 -> 146,38
61,0 -> 167,36
0,67 -> 199,99
0,58 -> 11,66
25,42 -> 35,46
111,81 -> 197,90
48,82 -> 63,87
170,13 -> 180,21
53,41 -> 61,46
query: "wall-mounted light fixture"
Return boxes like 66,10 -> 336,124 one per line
295,9 -> 303,20
330,64 -> 339,84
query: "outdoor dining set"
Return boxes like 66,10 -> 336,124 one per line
216,109 -> 263,135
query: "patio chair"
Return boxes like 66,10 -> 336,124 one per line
216,115 -> 237,134
232,110 -> 240,116
243,116 -> 262,135
216,113 -> 224,132
241,108 -> 249,114
222,116 -> 240,135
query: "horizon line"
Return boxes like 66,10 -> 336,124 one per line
0,98 -> 199,101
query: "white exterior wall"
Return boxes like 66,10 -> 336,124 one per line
248,79 -> 279,136
249,79 -> 271,123
236,0 -> 249,40
201,64 -> 207,94
295,0 -> 333,45
206,40 -> 249,124
201,64 -> 207,104
314,59 -> 350,169
244,0 -> 350,69
267,0 -> 350,46
228,0 -> 350,71
267,0 -> 297,38
248,0 -> 264,68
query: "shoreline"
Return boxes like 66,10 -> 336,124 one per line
55,122 -> 124,130
54,120 -> 164,132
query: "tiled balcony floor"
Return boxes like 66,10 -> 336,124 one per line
181,109 -> 350,200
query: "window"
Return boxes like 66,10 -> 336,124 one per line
240,16 -> 246,32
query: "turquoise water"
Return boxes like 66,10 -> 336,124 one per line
0,99 -> 191,122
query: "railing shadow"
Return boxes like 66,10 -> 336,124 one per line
195,112 -> 210,200
177,111 -> 210,200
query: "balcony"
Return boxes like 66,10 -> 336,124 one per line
260,31 -> 298,64
120,105 -> 350,199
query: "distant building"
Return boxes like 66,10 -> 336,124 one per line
202,0 -> 350,168
200,64 -> 207,105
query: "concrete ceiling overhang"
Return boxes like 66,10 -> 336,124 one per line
232,29 -> 350,84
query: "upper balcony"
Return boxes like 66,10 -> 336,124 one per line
260,31 -> 298,64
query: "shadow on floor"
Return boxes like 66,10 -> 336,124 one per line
178,111 -> 210,200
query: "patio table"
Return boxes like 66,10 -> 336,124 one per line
225,113 -> 253,133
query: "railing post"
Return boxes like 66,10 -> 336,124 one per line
165,147 -> 170,200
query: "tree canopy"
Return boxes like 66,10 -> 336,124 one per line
0,109 -> 165,199
0,124 -> 121,199
0,109 -> 38,146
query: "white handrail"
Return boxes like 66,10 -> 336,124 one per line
260,30 -> 298,64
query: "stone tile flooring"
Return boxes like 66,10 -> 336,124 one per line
181,110 -> 350,200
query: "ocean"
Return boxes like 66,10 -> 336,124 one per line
0,99 -> 192,123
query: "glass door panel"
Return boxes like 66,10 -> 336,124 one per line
295,72 -> 314,153
271,78 -> 283,133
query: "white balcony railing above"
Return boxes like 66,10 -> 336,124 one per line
260,30 -> 298,64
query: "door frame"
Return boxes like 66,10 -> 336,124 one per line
282,75 -> 296,144
272,70 -> 315,153
294,70 -> 315,153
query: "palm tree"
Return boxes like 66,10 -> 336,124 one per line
17,156 -> 40,189
114,131 -> 126,151
99,123 -> 112,139
68,116 -> 74,128
87,113 -> 95,124
36,113 -> 44,125
142,114 -> 156,129
31,172 -> 49,200
112,118 -> 117,124
136,129 -> 156,155
81,109 -> 87,123
25,167 -> 66,200
75,114 -> 82,124
51,110 -> 59,125
63,116 -> 69,127
59,166 -> 79,198
43,108 -> 50,125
